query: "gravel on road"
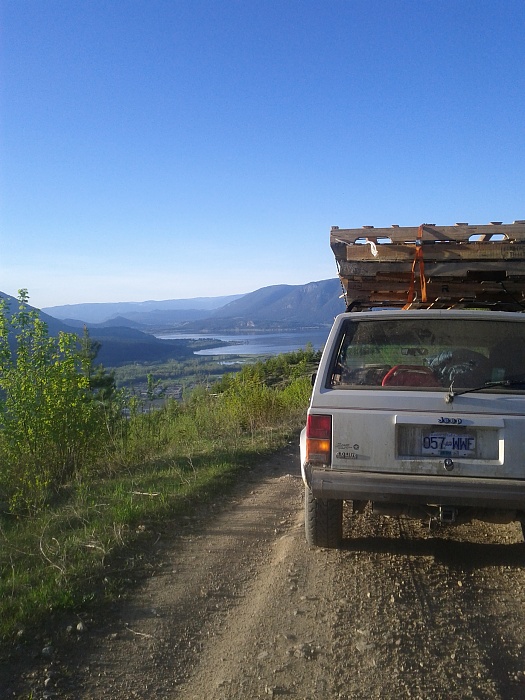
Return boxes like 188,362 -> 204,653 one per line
4,442 -> 525,699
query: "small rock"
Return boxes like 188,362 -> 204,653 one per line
294,643 -> 317,660
77,621 -> 87,633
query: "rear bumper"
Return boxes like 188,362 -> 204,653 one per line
306,466 -> 525,510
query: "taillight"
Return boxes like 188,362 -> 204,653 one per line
306,414 -> 332,465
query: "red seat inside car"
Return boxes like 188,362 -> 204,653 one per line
381,365 -> 441,387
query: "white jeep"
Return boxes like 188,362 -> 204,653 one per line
301,222 -> 525,547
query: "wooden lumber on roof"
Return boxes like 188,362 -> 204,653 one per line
330,222 -> 525,245
330,221 -> 525,310
339,241 -> 525,263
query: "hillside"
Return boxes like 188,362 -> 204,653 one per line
0,292 -> 226,367
86,327 -> 230,367
0,291 -> 77,336
181,278 -> 344,331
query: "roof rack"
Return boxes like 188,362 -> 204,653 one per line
330,221 -> 525,311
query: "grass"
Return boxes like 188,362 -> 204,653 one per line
0,423 -> 301,654
0,347 -> 319,655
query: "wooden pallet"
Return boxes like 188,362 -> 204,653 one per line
330,222 -> 525,310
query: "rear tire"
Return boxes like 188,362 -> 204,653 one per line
304,485 -> 343,548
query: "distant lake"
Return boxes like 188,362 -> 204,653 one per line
155,329 -> 330,356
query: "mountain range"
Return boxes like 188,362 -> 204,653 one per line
42,278 -> 344,332
42,294 -> 243,325
3,279 -> 345,366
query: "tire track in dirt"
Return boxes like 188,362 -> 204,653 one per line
58,442 -> 338,699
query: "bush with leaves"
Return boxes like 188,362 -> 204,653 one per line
0,291 -> 110,511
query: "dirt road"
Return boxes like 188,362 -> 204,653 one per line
6,442 -> 525,699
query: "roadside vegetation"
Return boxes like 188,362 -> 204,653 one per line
0,291 -> 320,650
113,354 -> 244,402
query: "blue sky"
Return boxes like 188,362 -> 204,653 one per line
1,0 -> 524,308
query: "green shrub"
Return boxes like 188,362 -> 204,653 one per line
0,333 -> 319,646
0,292 -> 108,511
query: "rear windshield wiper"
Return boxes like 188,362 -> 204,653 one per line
446,378 -> 525,403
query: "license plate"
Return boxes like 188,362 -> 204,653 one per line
421,432 -> 476,457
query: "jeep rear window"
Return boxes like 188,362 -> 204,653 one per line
329,318 -> 525,391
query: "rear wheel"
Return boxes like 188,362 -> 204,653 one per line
304,485 -> 343,548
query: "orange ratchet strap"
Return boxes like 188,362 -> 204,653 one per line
403,224 -> 428,307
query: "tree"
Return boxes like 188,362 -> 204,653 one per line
0,291 -> 108,511
80,326 -> 118,405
